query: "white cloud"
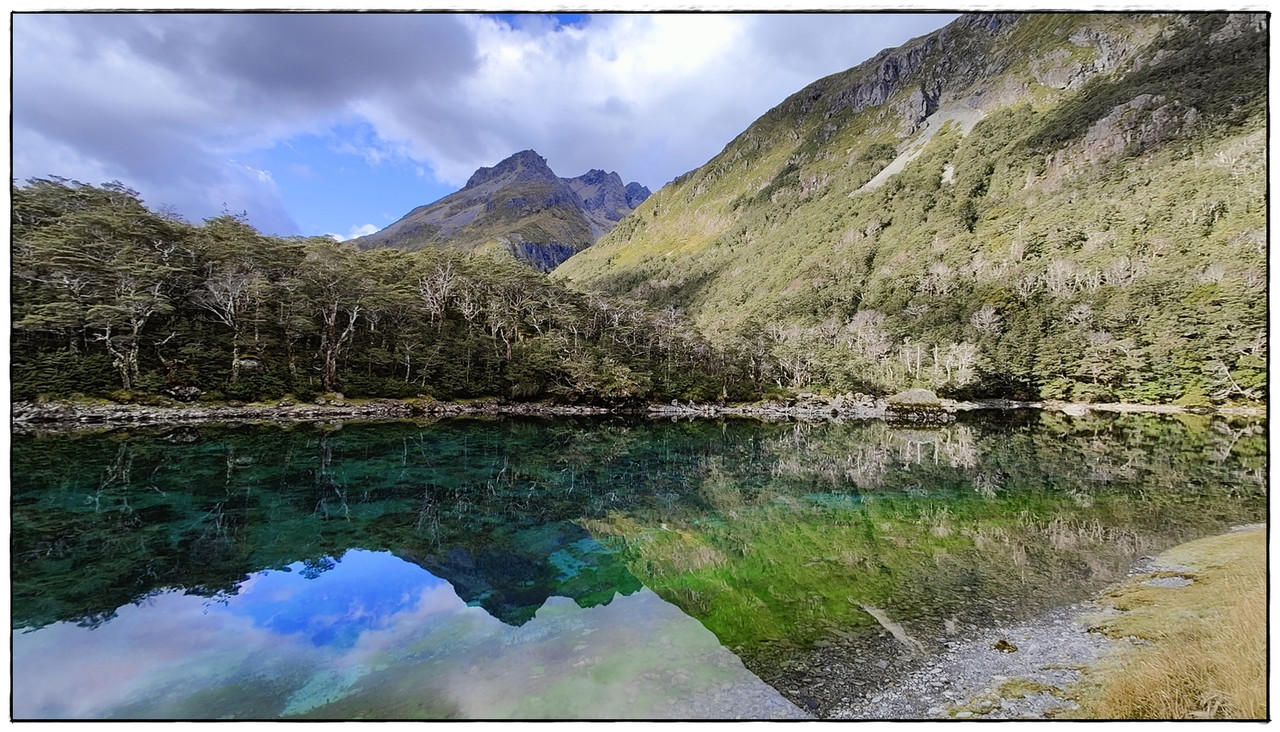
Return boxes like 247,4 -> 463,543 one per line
351,13 -> 955,190
328,223 -> 380,242
12,12 -> 956,233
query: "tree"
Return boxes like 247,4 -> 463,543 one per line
13,180 -> 188,390
7,180 -> 762,405
193,266 -> 266,383
416,255 -> 459,329
297,239 -> 376,393
943,342 -> 980,386
969,304 -> 1003,335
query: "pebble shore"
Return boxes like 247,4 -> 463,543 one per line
13,391 -> 1260,433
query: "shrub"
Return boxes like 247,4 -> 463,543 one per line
11,351 -> 116,400
291,380 -> 319,403
340,374 -> 420,399
224,372 -> 288,403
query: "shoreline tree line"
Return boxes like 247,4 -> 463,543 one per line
11,175 -> 1265,408
12,178 -> 754,406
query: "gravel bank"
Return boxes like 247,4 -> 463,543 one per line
833,601 -> 1112,719
14,393 -> 1263,433
832,525 -> 1267,720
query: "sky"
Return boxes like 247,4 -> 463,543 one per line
11,12 -> 958,240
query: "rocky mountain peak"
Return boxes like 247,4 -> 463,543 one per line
625,182 -> 652,208
358,150 -> 652,272
574,168 -> 624,187
465,149 -> 557,189
566,168 -> 650,222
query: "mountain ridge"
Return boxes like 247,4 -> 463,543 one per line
556,12 -> 1267,405
356,150 -> 651,272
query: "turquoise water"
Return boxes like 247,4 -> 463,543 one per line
11,412 -> 1266,719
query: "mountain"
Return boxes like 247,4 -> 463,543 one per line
397,521 -> 641,627
557,13 -> 1267,405
355,150 -> 651,271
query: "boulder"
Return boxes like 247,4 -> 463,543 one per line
886,388 -> 952,424
165,386 -> 202,402
887,388 -> 942,407
163,426 -> 202,444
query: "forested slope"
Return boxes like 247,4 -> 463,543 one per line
557,13 -> 1267,405
11,179 -> 743,405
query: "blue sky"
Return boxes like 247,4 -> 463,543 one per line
12,12 -> 957,240
239,123 -> 440,239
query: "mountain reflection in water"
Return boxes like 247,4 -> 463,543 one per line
13,549 -> 804,720
10,413 -> 1266,719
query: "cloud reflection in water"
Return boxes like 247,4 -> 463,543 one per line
13,550 -> 803,720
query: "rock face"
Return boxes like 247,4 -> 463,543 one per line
624,181 -> 651,208
355,150 -> 650,272
463,149 -> 557,188
567,169 -> 635,223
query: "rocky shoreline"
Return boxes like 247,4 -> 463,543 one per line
827,523 -> 1267,720
750,582 -> 1114,719
827,600 -> 1112,720
11,396 -> 614,430
11,393 -> 1264,432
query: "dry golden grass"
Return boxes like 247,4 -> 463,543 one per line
1071,527 -> 1267,720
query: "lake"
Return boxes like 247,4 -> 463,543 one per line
11,410 -> 1266,719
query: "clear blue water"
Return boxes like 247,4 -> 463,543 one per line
11,412 -> 1266,719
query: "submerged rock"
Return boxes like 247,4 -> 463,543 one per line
163,426 -> 202,444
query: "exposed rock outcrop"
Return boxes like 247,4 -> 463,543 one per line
356,150 -> 650,271
464,149 -> 557,188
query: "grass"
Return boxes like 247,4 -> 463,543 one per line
1070,527 -> 1266,719
997,677 -> 1063,699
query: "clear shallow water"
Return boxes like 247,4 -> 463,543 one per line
11,411 -> 1266,719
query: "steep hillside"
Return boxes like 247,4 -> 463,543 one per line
557,12 -> 1267,405
357,150 -> 651,271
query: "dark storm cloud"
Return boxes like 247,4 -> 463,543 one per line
207,14 -> 477,107
50,13 -> 480,110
